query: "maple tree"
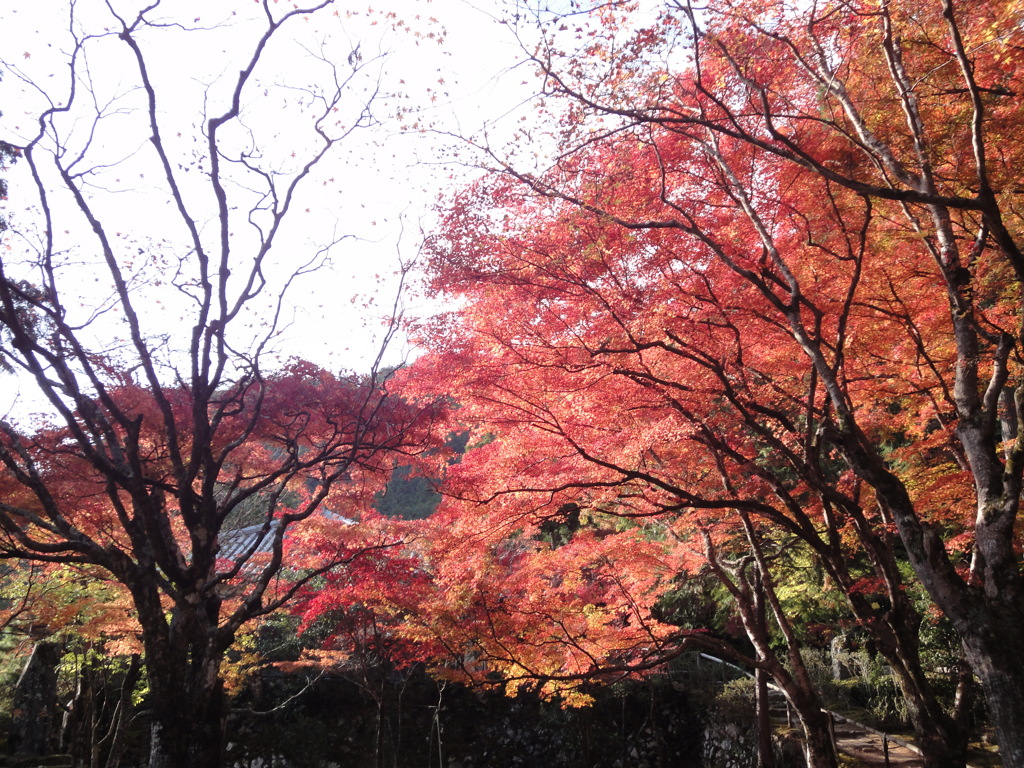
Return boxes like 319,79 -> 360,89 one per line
0,3 -> 436,767
283,517 -> 444,767
411,508 -> 679,700
407,0 -> 1024,765
407,180 -> 962,766
0,561 -> 145,766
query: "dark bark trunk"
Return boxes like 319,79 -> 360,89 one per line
752,638 -> 837,768
869,614 -> 966,768
136,596 -> 231,768
101,654 -> 142,768
830,531 -> 967,768
8,641 -> 59,757
755,667 -> 776,768
146,666 -> 227,768
892,667 -> 966,768
729,543 -> 836,768
121,556 -> 234,768
960,624 -> 1024,768
829,426 -> 1023,766
793,700 -> 836,768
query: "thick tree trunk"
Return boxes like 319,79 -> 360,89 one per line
832,429 -> 1024,767
869,615 -> 965,768
869,500 -> 1024,767
135,594 -> 231,768
960,626 -> 1024,768
123,561 -> 234,768
894,670 -> 966,768
755,647 -> 837,768
8,641 -> 59,757
146,662 -> 227,768
793,702 -> 836,768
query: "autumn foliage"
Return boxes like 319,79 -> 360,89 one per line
5,0 -> 1024,766
402,0 -> 1024,766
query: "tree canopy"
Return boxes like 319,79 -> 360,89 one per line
4,0 -> 1024,766
0,2 -> 436,767
404,0 -> 1024,765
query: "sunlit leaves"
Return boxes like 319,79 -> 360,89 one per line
395,3 -> 1024,738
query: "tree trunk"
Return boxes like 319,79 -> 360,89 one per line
893,668 -> 966,768
833,430 -> 1024,767
8,641 -> 59,757
961,626 -> 1024,768
141,618 -> 229,768
146,668 -> 226,768
868,614 -> 966,768
101,654 -> 142,768
755,667 -> 776,768
952,653 -> 976,736
794,703 -> 836,768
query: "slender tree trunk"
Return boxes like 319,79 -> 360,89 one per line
868,615 -> 965,768
952,653 -> 976,736
101,654 -> 141,768
755,666 -> 776,768
716,530 -> 837,768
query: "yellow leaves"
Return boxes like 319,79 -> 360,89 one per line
222,631 -> 261,695
541,683 -> 595,708
0,564 -> 141,652
284,648 -> 352,670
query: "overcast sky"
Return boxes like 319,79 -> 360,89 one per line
0,0 -> 552,419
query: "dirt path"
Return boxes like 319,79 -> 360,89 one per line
831,716 -> 923,767
698,654 -> 978,768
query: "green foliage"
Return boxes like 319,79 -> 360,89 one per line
801,646 -> 908,728
374,464 -> 440,519
254,613 -> 306,664
771,549 -> 849,646
652,573 -> 735,635
709,678 -> 757,723
374,431 -> 468,520
0,629 -> 26,725
536,502 -> 582,548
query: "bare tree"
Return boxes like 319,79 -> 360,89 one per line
0,2 -> 431,767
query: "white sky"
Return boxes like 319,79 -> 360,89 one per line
0,0 -> 669,422
0,0 -> 550,417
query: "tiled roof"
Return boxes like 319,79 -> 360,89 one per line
218,511 -> 354,561
219,519 -> 282,560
